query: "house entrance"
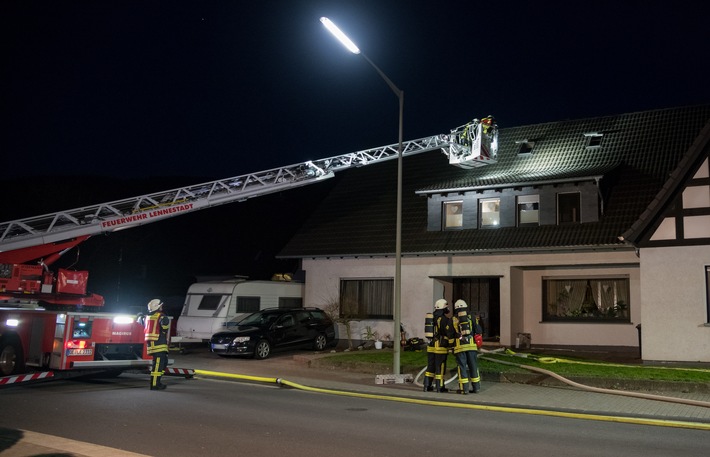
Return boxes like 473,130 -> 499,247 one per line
453,277 -> 500,341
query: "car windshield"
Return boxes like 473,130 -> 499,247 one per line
238,311 -> 281,328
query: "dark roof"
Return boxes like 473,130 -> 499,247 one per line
279,105 -> 710,258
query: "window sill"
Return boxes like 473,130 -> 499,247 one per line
540,319 -> 632,324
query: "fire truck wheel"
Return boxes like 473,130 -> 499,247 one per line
0,336 -> 25,376
254,339 -> 271,360
313,334 -> 328,352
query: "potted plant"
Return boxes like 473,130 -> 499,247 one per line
362,325 -> 380,349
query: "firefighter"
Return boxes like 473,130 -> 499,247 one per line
142,298 -> 171,390
452,299 -> 482,393
423,299 -> 455,393
459,119 -> 476,147
481,115 -> 496,135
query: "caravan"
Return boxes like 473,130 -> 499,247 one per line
174,278 -> 304,344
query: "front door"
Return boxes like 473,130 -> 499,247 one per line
453,278 -> 500,341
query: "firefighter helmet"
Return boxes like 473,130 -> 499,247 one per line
434,299 -> 448,310
454,299 -> 468,309
147,299 -> 163,312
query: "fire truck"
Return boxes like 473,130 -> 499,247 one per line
0,118 -> 497,385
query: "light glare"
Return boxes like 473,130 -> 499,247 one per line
320,17 -> 360,54
113,315 -> 135,324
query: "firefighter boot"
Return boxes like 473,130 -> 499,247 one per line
470,381 -> 481,394
457,381 -> 469,395
423,377 -> 432,392
150,376 -> 167,390
436,379 -> 448,393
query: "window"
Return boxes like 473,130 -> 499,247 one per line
443,201 -> 463,229
516,140 -> 535,155
278,314 -> 296,327
480,198 -> 500,227
279,297 -> 303,309
197,294 -> 224,311
517,195 -> 539,226
585,133 -> 604,149
558,192 -> 581,224
236,296 -> 260,313
543,277 -> 630,322
339,279 -> 393,319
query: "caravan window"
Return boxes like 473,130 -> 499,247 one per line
237,296 -> 261,313
198,295 -> 223,311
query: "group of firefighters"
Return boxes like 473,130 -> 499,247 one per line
138,296 -> 483,393
423,298 -> 483,394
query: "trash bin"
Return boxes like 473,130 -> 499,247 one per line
516,332 -> 531,349
635,324 -> 642,359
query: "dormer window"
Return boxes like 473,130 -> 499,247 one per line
480,198 -> 500,227
584,132 -> 604,149
443,201 -> 463,229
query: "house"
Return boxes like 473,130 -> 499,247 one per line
279,105 -> 710,363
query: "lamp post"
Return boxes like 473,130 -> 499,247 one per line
321,17 -> 403,375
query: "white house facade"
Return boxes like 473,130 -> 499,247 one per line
282,105 -> 710,363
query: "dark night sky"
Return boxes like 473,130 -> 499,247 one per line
4,0 -> 709,181
2,1 -> 710,311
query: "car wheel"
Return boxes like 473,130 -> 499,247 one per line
0,337 -> 25,376
254,340 -> 271,360
313,334 -> 328,351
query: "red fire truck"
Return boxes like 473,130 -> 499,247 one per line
0,118 -> 497,385
0,238 -> 154,384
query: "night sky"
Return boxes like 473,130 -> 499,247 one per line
5,0 -> 709,180
2,1 -> 710,311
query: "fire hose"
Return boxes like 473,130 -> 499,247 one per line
414,348 -> 710,409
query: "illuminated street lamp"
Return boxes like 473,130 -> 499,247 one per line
321,17 -> 403,375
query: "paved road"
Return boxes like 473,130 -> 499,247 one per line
1,347 -> 709,456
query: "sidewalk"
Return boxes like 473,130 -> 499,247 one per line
175,348 -> 710,424
3,347 -> 710,456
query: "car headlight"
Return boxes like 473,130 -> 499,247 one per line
232,336 -> 250,344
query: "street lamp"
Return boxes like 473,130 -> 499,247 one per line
321,17 -> 403,375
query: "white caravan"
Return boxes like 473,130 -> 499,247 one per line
174,278 -> 304,344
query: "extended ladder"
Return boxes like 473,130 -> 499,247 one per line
1,135 -> 449,254
1,121 -> 498,256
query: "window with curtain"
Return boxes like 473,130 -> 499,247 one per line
542,277 -> 630,322
443,201 -> 463,229
517,194 -> 539,227
480,198 -> 500,227
339,278 -> 393,319
236,296 -> 260,313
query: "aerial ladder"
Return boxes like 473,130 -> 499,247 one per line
0,117 -> 497,275
0,117 -> 496,380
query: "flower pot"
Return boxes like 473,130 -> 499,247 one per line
374,341 -> 383,350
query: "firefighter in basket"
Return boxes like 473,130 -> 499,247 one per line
452,299 -> 482,393
423,299 -> 455,393
141,299 -> 171,391
481,115 -> 496,135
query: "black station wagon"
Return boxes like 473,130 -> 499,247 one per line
210,307 -> 336,359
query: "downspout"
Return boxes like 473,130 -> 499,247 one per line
595,177 -> 604,216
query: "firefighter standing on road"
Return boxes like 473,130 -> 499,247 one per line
141,299 -> 171,390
